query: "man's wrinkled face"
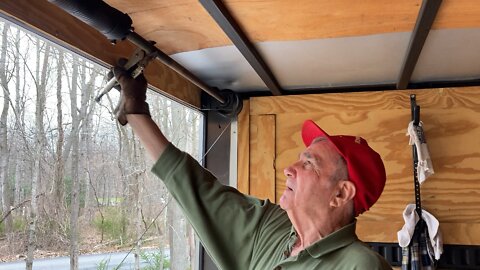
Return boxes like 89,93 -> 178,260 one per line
279,137 -> 343,215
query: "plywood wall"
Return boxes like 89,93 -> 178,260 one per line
238,87 -> 480,244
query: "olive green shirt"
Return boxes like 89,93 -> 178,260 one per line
152,143 -> 392,270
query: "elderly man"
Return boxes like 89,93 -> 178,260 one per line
113,68 -> 392,270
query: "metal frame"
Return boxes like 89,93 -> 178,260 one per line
237,77 -> 480,99
396,0 -> 443,89
199,0 -> 283,96
201,110 -> 234,270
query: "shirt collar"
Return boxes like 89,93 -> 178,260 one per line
289,220 -> 358,259
307,220 -> 358,258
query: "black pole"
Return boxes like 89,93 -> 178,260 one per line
410,94 -> 422,219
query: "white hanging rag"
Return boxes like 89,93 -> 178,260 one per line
397,204 -> 443,260
407,121 -> 434,184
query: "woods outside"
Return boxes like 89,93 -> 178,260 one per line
0,18 -> 202,270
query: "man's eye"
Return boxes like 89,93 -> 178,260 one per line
303,160 -> 312,167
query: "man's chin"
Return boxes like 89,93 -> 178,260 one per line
279,194 -> 289,210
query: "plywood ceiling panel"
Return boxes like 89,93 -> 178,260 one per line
434,0 -> 480,30
223,0 -> 422,42
3,0 -> 479,96
104,0 -> 231,54
106,0 -> 480,55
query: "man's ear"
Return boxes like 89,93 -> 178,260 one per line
330,180 -> 356,208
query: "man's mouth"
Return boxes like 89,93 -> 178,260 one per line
286,179 -> 294,192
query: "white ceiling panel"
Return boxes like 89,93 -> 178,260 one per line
171,32 -> 411,92
171,45 -> 268,92
256,32 -> 410,90
172,29 -> 480,92
412,28 -> 480,82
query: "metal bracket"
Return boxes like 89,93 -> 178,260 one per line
95,47 -> 156,102
201,89 -> 243,119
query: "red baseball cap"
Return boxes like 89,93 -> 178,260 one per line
302,120 -> 386,216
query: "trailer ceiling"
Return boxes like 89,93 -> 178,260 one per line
1,0 -> 480,107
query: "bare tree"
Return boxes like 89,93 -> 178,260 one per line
81,64 -> 100,221
69,55 -> 80,270
52,49 -> 66,224
26,40 -> 50,270
131,136 -> 143,270
11,28 -> 25,206
0,20 -> 202,269
0,23 -> 12,238
168,102 -> 189,270
69,58 -> 100,269
12,28 -> 28,208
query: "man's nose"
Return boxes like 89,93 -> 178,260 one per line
284,165 -> 295,178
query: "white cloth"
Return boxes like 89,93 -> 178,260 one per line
407,121 -> 434,184
397,204 -> 443,260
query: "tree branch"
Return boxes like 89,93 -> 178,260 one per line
0,193 -> 45,224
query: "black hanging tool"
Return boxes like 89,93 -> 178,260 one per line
410,94 -> 422,219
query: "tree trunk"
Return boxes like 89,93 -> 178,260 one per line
189,111 -> 200,270
130,136 -> 145,270
80,66 -> 96,221
168,200 -> 188,270
53,49 -> 65,215
168,105 -> 189,270
69,55 -> 80,270
0,22 -> 12,239
13,27 -> 27,208
13,27 -> 26,208
26,40 -> 50,270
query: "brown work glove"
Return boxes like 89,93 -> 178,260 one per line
113,66 -> 151,125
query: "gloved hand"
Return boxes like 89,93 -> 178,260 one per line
112,66 -> 151,125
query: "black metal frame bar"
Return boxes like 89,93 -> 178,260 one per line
199,0 -> 283,96
396,0 -> 443,89
202,108 -> 233,270
239,77 -> 480,98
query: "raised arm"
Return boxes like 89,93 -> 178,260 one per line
112,67 -> 278,270
127,115 -> 168,161
113,67 -> 169,160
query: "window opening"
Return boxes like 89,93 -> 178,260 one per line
0,17 -> 202,270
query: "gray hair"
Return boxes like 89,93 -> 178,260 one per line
311,136 -> 349,182
330,155 -> 349,183
312,136 -> 354,218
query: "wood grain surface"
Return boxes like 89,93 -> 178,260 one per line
237,100 -> 250,194
105,0 -> 480,53
250,87 -> 480,115
249,114 -> 276,201
105,0 -> 231,54
242,87 -> 480,244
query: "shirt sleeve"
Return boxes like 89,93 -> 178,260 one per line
151,143 -> 273,270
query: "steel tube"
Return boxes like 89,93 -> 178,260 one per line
49,0 -> 225,104
126,32 -> 225,104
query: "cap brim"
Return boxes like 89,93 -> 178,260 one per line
302,120 -> 331,147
